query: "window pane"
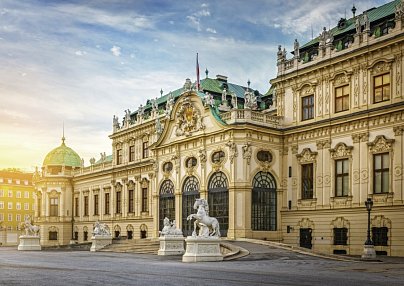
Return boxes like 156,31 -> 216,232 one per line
375,76 -> 382,87
383,86 -> 390,100
374,155 -> 381,169
336,177 -> 342,196
383,74 -> 390,84
343,176 -> 349,196
336,88 -> 342,97
343,160 -> 349,173
382,172 -> 389,193
343,85 -> 349,95
343,96 -> 349,110
382,153 -> 389,168
374,89 -> 382,102
374,173 -> 381,193
336,160 -> 342,174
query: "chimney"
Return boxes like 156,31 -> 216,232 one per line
216,75 -> 228,82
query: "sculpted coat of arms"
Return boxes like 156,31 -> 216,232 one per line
175,97 -> 205,137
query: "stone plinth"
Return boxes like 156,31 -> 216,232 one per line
361,244 -> 377,260
90,235 -> 112,252
18,235 -> 41,251
158,235 -> 185,256
182,236 -> 223,262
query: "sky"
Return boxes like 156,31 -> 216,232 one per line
0,0 -> 391,171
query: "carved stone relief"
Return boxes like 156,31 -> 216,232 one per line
329,143 -> 353,159
296,148 -> 318,164
367,135 -> 395,154
174,97 -> 205,137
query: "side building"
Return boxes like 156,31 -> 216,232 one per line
33,0 -> 404,256
0,170 -> 35,245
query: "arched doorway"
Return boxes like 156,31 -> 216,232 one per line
208,172 -> 229,237
159,180 -> 175,231
251,171 -> 277,231
182,176 -> 200,236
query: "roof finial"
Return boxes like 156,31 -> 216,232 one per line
352,4 -> 357,17
247,79 -> 251,90
205,68 -> 209,78
62,122 -> 65,144
160,88 -> 163,97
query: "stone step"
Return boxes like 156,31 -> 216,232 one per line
100,238 -> 160,254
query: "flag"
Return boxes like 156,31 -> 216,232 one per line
196,53 -> 200,90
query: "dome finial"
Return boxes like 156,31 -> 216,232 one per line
62,122 -> 66,144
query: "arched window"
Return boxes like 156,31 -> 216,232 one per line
251,171 -> 277,231
159,180 -> 175,231
208,172 -> 229,237
182,176 -> 200,236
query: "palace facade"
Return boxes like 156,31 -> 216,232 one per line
34,0 -> 404,256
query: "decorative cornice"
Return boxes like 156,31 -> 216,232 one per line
296,148 -> 318,164
329,142 -> 353,159
368,135 -> 395,153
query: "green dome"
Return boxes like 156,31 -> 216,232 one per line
43,138 -> 81,168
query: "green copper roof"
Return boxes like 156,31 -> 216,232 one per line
301,0 -> 399,49
43,138 -> 81,168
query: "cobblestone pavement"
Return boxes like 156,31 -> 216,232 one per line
0,243 -> 403,286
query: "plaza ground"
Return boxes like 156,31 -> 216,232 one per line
1,241 -> 403,286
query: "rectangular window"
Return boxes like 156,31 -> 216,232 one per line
8,190 -> 12,198
129,145 -> 135,162
83,231 -> 88,241
373,73 -> 390,103
16,179 -> 20,184
302,95 -> 314,121
24,203 -> 29,210
49,231 -> 58,240
0,201 -> 3,209
301,164 -> 314,199
16,214 -> 21,222
16,203 -> 21,210
50,198 -> 58,216
94,194 -> 99,216
24,191 -> 29,198
116,191 -> 121,214
84,196 -> 89,216
142,188 -> 148,212
335,159 -> 349,197
74,231 -> 78,240
372,227 -> 388,246
16,191 -> 21,198
117,149 -> 122,165
105,193 -> 110,215
75,197 -> 79,216
0,190 -> 3,197
8,202 -> 12,209
374,153 -> 389,194
143,142 -> 149,159
335,85 -> 349,113
128,190 -> 134,213
333,227 -> 348,245
8,213 -> 12,221
0,213 -> 3,221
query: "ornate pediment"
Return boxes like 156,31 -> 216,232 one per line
329,142 -> 353,159
174,97 -> 205,137
371,61 -> 391,75
296,148 -> 318,164
367,135 -> 394,154
334,73 -> 350,86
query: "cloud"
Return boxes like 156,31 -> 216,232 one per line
186,15 -> 201,31
110,46 -> 121,57
75,50 -> 86,56
206,27 -> 217,34
186,3 -> 212,32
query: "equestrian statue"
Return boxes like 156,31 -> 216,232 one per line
187,198 -> 220,238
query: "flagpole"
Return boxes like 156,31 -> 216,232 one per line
196,53 -> 200,91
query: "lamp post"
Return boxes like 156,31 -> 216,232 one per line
361,197 -> 376,260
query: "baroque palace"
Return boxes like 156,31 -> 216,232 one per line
33,0 -> 404,256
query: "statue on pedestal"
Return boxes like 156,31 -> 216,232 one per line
21,216 -> 40,237
187,198 -> 220,237
159,217 -> 183,236
93,221 -> 111,236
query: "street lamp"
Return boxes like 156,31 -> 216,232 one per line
361,197 -> 376,260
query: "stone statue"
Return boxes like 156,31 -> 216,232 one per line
396,0 -> 404,19
93,221 -> 111,236
277,45 -> 284,62
21,216 -> 40,237
221,88 -> 227,103
198,149 -> 207,164
244,90 -> 258,110
137,104 -> 145,121
113,115 -> 120,132
100,152 -> 106,163
231,92 -> 238,109
155,117 -> 162,134
355,16 -> 361,34
187,198 -> 220,238
203,92 -> 214,107
183,78 -> 192,91
242,142 -> 252,165
226,141 -> 238,163
165,92 -> 175,118
363,12 -> 370,31
159,217 -> 183,236
294,39 -> 299,58
81,158 -> 84,168
89,158 -> 96,165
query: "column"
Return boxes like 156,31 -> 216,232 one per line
393,126 -> 404,202
351,134 -> 361,206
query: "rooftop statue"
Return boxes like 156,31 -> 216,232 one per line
159,217 -> 183,236
21,216 -> 40,237
93,221 -> 111,236
187,198 -> 220,238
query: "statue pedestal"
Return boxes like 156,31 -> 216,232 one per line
182,236 -> 223,262
18,235 -> 41,251
158,235 -> 185,256
90,235 -> 112,252
361,244 -> 377,260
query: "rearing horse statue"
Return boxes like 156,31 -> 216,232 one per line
187,198 -> 221,237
